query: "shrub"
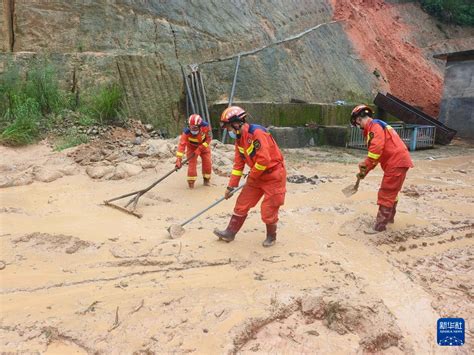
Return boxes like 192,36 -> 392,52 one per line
53,127 -> 89,151
418,0 -> 474,26
0,97 -> 41,146
0,60 -> 74,146
0,62 -> 22,118
77,114 -> 97,127
23,61 -> 67,115
0,60 -> 127,147
81,83 -> 125,125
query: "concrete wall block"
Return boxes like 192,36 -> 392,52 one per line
444,60 -> 474,97
209,102 -> 356,130
439,97 -> 474,138
439,58 -> 473,139
321,126 -> 349,147
268,126 -> 348,148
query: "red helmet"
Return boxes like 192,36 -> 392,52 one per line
188,114 -> 203,127
220,106 -> 247,127
350,104 -> 373,126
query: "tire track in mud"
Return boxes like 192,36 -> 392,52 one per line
0,259 -> 231,295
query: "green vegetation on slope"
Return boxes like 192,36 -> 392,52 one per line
0,59 -> 125,147
417,0 -> 474,26
80,83 -> 126,126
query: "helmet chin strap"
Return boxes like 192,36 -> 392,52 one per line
230,121 -> 244,139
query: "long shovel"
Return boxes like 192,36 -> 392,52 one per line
104,154 -> 195,218
168,184 -> 245,239
342,176 -> 361,197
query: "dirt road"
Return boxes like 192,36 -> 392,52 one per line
0,140 -> 472,354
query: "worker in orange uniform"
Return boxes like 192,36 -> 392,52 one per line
175,114 -> 212,188
214,106 -> 286,247
350,105 -> 414,233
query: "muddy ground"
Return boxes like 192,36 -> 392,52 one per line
0,135 -> 473,354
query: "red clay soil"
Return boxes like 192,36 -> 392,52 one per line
331,0 -> 443,117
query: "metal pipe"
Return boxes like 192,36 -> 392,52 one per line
185,87 -> 190,120
229,54 -> 241,107
193,70 -> 206,124
189,72 -> 199,115
198,71 -> 211,130
191,71 -> 205,119
181,66 -> 196,113
222,54 -> 241,143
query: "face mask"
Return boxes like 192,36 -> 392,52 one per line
353,119 -> 363,131
190,129 -> 199,135
228,131 -> 237,139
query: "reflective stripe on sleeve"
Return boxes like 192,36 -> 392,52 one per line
254,163 -> 266,171
176,151 -> 184,157
231,169 -> 243,176
368,151 -> 381,159
202,142 -> 209,148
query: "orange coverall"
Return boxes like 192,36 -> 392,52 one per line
362,119 -> 414,207
228,123 -> 286,224
176,122 -> 212,182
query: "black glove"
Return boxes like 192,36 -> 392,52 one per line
357,163 -> 367,179
225,186 -> 235,199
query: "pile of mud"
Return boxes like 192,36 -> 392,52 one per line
232,289 -> 406,354
0,144 -> 78,188
0,124 -> 237,187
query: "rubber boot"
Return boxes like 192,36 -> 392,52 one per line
203,178 -> 211,186
213,214 -> 247,242
188,180 -> 195,189
388,201 -> 398,224
365,205 -> 392,234
373,205 -> 392,232
262,223 -> 277,247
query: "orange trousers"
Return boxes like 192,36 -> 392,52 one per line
378,167 -> 408,208
234,165 -> 286,224
187,149 -> 212,181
